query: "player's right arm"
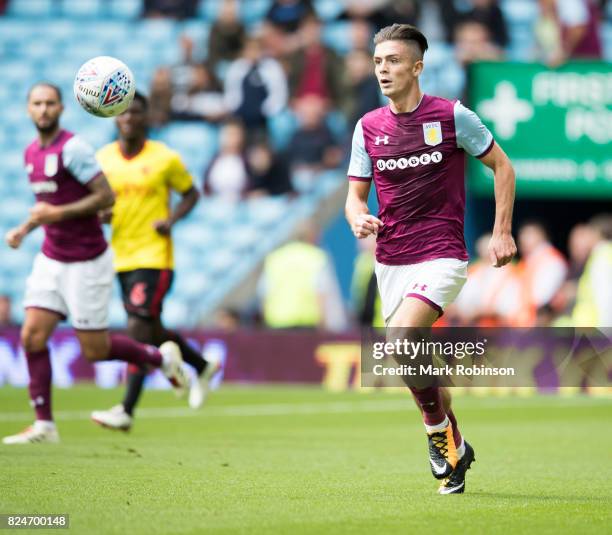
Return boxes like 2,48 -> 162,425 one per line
29,136 -> 115,225
346,181 -> 382,238
345,119 -> 383,239
29,174 -> 115,225
4,218 -> 40,249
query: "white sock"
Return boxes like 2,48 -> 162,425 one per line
424,415 -> 450,434
456,438 -> 466,459
34,420 -> 56,430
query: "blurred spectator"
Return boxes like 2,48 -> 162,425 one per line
203,120 -> 254,202
258,224 -> 347,331
419,0 -> 460,44
288,95 -> 343,190
149,35 -> 226,125
454,19 -> 504,67
214,308 -> 242,331
339,0 -> 420,31
287,15 -> 346,107
247,140 -> 294,196
0,294 -> 14,327
450,233 -> 521,326
350,235 -> 384,327
0,0 -> 7,15
572,214 -> 612,327
341,48 -> 381,131
553,223 -> 600,318
463,0 -> 509,48
350,19 -> 375,52
143,0 -> 198,20
207,0 -> 247,72
266,0 -> 314,33
516,221 -> 568,326
259,21 -> 293,61
535,0 -> 602,66
224,36 -> 288,140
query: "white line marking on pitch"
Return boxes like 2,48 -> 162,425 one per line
0,399 -> 413,422
0,397 -> 608,423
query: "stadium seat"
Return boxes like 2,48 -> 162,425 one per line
62,0 -> 102,18
7,0 -> 54,17
107,0 -> 142,19
314,0 -> 343,21
237,0 -> 272,25
322,21 -> 353,55
267,109 -> 298,151
500,0 -> 538,27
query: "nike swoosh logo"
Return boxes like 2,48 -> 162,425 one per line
440,481 -> 465,494
430,459 -> 448,475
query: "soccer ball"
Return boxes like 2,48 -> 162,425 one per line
73,56 -> 136,117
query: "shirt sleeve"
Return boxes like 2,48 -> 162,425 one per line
63,135 -> 102,184
454,101 -> 494,158
347,119 -> 373,179
166,152 -> 194,193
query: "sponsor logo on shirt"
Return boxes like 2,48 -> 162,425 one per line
31,180 -> 58,194
376,151 -> 443,171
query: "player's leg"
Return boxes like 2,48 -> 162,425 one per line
3,308 -> 62,445
389,297 -> 460,476
382,259 -> 473,493
155,320 -> 221,410
64,253 -> 188,390
3,252 -> 67,445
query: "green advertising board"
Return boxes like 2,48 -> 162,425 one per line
468,62 -> 612,198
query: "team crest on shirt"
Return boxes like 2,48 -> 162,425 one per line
422,122 -> 442,146
44,154 -> 59,177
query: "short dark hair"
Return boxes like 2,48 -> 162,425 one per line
373,24 -> 429,59
132,91 -> 148,110
27,82 -> 62,102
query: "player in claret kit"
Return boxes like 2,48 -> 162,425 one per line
91,93 -> 221,432
345,25 -> 517,494
2,83 -> 188,445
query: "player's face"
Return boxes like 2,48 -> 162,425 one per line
116,99 -> 147,141
27,86 -> 63,133
373,40 -> 423,100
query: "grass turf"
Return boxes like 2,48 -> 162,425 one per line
1,385 -> 610,534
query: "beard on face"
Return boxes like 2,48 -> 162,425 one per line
35,117 -> 60,135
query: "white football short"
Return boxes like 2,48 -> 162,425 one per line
24,248 -> 114,330
375,257 -> 468,324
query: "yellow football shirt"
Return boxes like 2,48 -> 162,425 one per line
96,140 -> 193,272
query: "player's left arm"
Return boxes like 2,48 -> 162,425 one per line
154,186 -> 199,236
455,101 -> 517,267
153,153 -> 199,235
480,143 -> 517,268
29,174 -> 115,224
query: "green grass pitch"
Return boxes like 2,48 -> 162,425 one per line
1,385 -> 610,534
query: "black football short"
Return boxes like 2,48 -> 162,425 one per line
118,269 -> 174,320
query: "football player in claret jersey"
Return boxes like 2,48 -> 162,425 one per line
2,83 -> 189,445
345,25 -> 517,494
91,93 -> 221,432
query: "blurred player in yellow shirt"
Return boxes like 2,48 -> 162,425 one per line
91,93 -> 220,431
